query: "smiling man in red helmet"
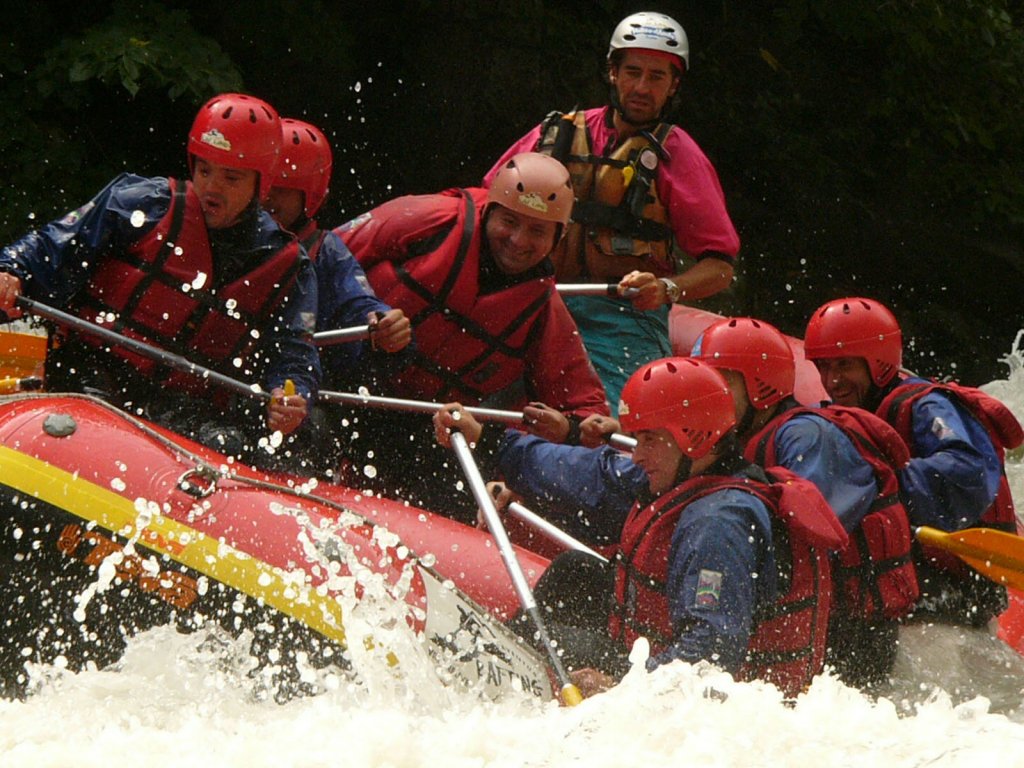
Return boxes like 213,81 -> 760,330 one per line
805,297 -> 1023,624
0,93 -> 320,463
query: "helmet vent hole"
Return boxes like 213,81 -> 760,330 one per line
222,106 -> 234,119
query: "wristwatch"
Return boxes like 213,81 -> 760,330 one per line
659,277 -> 681,305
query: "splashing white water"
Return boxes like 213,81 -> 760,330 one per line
4,338 -> 1024,767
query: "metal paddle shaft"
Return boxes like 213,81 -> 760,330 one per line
321,389 -> 637,448
449,431 -> 583,706
608,433 -> 636,451
313,325 -> 371,347
557,283 -> 639,299
507,500 -> 609,563
15,296 -> 270,401
318,390 -> 525,424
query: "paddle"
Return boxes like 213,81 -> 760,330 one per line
320,389 -> 523,423
313,325 -> 371,347
501,490 -> 609,563
449,430 -> 584,706
917,526 -> 1024,592
557,283 -> 640,299
320,389 -> 636,451
314,310 -> 389,347
14,296 -> 270,401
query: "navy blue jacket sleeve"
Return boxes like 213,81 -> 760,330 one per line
0,174 -> 169,303
261,248 -> 321,400
316,230 -> 389,327
899,390 -> 1001,530
650,487 -> 776,675
315,230 -> 395,373
773,413 -> 879,533
494,429 -> 645,543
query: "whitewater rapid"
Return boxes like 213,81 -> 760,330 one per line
3,334 -> 1024,767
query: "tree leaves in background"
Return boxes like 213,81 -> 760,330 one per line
0,0 -> 1021,384
34,1 -> 242,103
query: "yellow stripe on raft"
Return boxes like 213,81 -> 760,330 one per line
0,445 -> 349,646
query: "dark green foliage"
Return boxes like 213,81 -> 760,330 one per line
1,0 -> 1022,382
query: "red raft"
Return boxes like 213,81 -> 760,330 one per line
0,392 -> 553,702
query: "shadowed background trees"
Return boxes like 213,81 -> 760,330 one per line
2,0 -> 1023,383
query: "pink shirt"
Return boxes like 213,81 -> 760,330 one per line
484,106 -> 740,261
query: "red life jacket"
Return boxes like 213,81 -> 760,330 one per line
610,464 -> 847,698
72,178 -> 302,393
879,379 -> 1023,571
359,188 -> 560,405
747,406 -> 919,621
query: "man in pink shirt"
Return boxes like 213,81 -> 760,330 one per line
484,11 -> 740,407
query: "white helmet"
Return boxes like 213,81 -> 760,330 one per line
608,11 -> 689,72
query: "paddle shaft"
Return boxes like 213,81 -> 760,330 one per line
320,389 -> 636,450
313,325 -> 371,346
15,296 -> 270,401
507,499 -> 609,563
557,283 -> 639,299
450,431 -> 583,706
319,390 -> 523,422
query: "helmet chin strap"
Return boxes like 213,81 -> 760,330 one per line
735,403 -> 757,442
865,379 -> 897,414
671,454 -> 694,488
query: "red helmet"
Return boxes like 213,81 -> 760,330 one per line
692,317 -> 795,410
188,93 -> 282,200
487,152 -> 573,230
274,118 -> 333,218
804,298 -> 902,386
618,357 -> 735,459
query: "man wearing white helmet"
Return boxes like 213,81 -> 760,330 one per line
485,11 -> 740,407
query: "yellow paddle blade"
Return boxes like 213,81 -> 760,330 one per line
917,526 -> 1024,591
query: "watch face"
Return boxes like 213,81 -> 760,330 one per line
662,278 -> 679,302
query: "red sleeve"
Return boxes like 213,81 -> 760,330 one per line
336,192 -> 461,270
658,128 -> 740,261
525,292 -> 610,418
